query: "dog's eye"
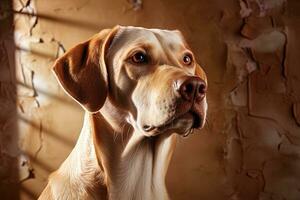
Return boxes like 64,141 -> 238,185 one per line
183,54 -> 193,65
132,52 -> 148,64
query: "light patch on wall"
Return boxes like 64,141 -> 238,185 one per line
240,31 -> 286,53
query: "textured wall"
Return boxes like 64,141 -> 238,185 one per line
0,0 -> 299,199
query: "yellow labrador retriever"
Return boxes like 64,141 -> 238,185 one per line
39,25 -> 207,200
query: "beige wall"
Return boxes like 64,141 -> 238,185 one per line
0,0 -> 300,199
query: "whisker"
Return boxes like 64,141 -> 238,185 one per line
205,117 -> 211,130
171,118 -> 175,129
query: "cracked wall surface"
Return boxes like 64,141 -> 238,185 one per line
0,0 -> 299,199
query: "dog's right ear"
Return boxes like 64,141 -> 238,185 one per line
52,26 -> 120,112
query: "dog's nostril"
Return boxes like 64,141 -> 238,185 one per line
143,125 -> 154,132
184,83 -> 194,94
198,83 -> 206,95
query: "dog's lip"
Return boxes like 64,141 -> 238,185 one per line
190,110 -> 202,129
148,108 -> 202,134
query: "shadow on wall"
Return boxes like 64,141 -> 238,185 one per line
1,2 -> 84,199
0,0 -> 19,199
13,10 -> 102,32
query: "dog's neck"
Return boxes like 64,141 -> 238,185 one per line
69,104 -> 177,200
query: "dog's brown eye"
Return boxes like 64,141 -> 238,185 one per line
132,52 -> 148,64
183,54 -> 193,65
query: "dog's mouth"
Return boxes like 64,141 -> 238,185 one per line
190,111 -> 202,128
143,108 -> 203,137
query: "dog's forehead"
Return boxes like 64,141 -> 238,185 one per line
116,26 -> 186,48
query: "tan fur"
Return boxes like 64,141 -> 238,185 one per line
39,26 -> 207,200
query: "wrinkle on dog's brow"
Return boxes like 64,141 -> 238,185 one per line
152,31 -> 183,67
107,28 -> 125,54
107,29 -> 149,60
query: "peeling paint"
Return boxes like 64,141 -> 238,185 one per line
127,0 -> 143,11
223,0 -> 300,200
292,103 -> 300,126
239,0 -> 252,18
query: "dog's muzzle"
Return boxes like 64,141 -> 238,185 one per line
142,76 -> 207,136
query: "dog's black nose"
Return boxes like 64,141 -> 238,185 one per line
177,76 -> 206,101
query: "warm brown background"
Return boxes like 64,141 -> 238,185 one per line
0,0 -> 300,199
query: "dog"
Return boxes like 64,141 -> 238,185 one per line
38,25 -> 207,200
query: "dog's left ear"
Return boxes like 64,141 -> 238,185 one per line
52,26 -> 120,112
195,64 -> 207,85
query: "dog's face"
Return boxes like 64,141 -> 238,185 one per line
52,26 -> 207,137
106,26 -> 207,137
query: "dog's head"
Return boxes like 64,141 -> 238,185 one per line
53,26 -> 207,137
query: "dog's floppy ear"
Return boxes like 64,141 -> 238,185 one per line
52,26 -> 119,112
195,64 -> 207,85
